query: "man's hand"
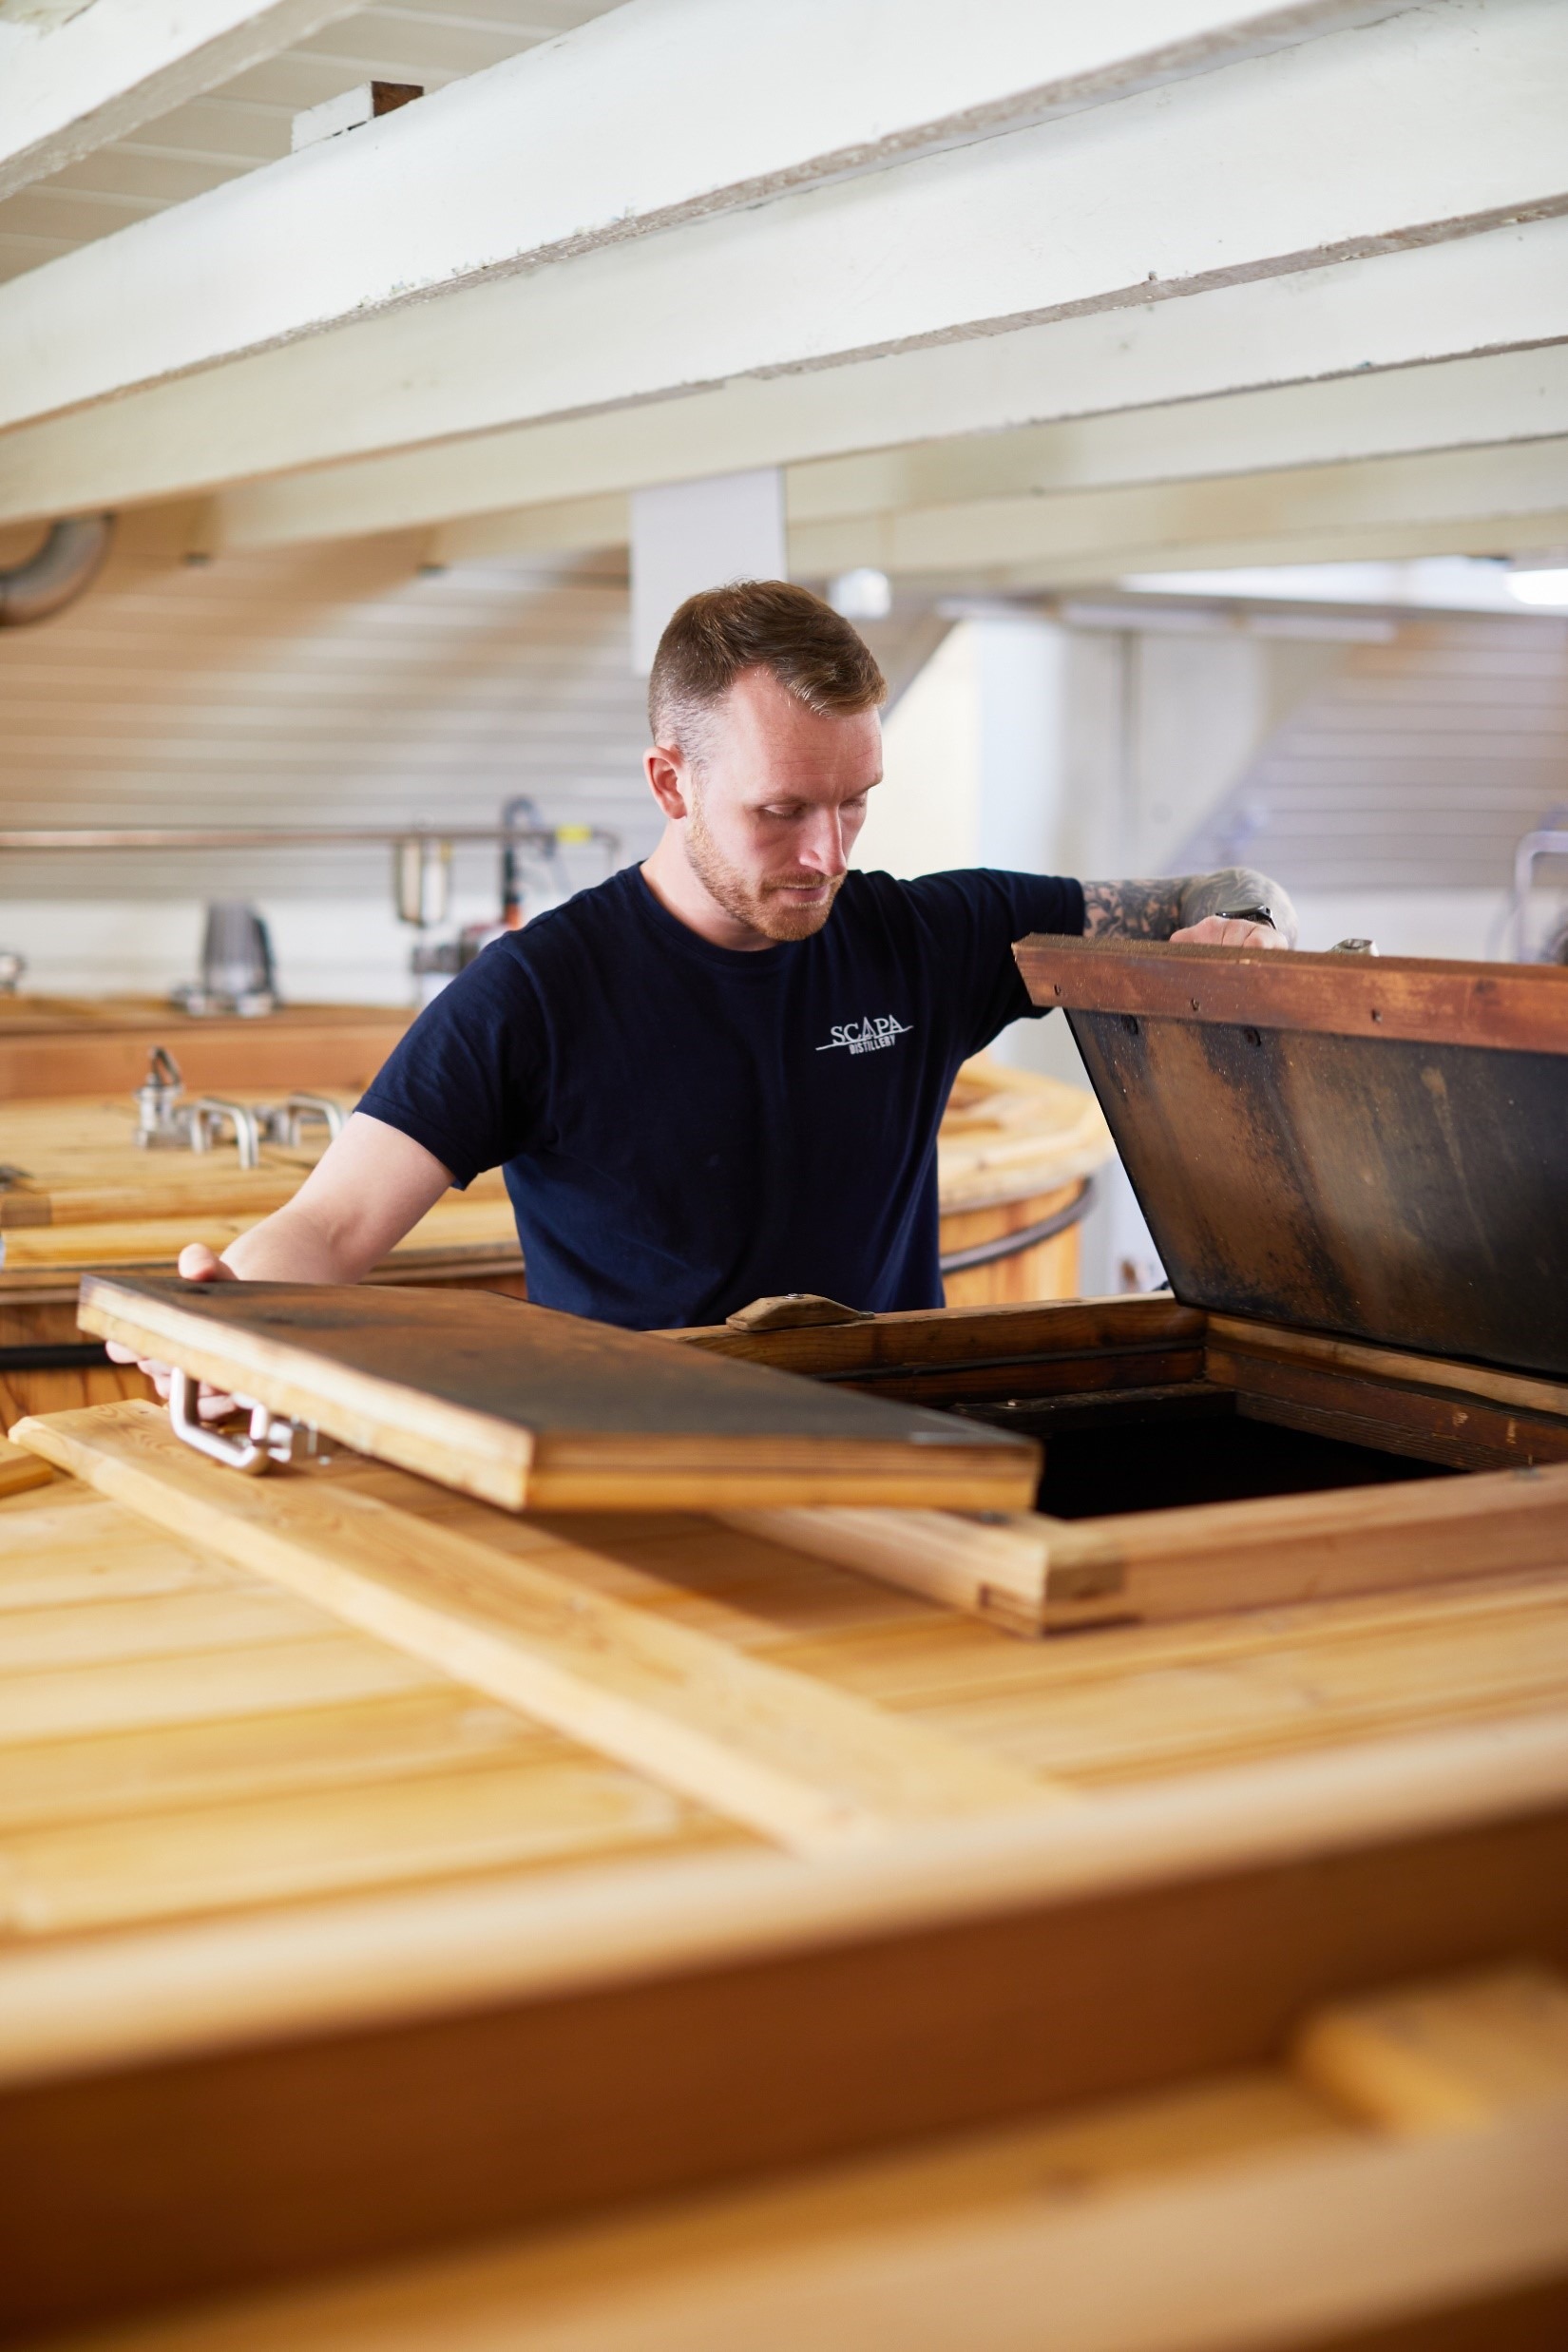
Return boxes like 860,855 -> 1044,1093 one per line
1082,868 -> 1298,948
1169,914 -> 1288,950
105,1243 -> 239,1419
101,1117 -> 454,1421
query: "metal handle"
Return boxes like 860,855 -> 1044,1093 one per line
281,1093 -> 346,1147
191,1098 -> 261,1168
169,1368 -> 297,1475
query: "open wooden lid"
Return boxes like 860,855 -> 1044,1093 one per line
77,1275 -> 1040,1513
1013,937 -> 1568,1379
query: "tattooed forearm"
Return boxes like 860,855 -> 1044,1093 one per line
1080,879 -> 1183,940
1081,869 -> 1299,947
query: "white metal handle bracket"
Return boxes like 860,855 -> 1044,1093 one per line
168,1367 -> 299,1476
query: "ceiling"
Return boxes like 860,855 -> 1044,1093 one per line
0,0 -> 618,284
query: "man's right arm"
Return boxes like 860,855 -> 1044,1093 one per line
107,1112 -> 455,1398
214,1111 -> 454,1283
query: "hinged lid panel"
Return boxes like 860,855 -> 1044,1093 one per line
76,1276 -> 1038,1511
1014,938 -> 1568,1379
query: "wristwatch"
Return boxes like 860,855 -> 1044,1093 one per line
1211,904 -> 1274,928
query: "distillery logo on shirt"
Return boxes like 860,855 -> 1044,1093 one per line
816,1014 -> 914,1057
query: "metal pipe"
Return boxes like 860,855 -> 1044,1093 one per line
0,825 -> 619,851
0,516 -> 114,627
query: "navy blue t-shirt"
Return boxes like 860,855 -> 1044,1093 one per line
359,864 -> 1084,1328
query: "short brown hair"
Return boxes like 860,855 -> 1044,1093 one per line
648,579 -> 886,754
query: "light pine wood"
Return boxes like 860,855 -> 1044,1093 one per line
13,1404 -> 1058,1851
1293,1965 -> 1568,2132
75,1276 -> 1040,1513
728,1451 -> 1568,1637
50,1974 -> 1568,2352
723,1506 -> 1053,1635
0,1434 -> 53,1499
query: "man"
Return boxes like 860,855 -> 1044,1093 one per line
119,582 -> 1294,1380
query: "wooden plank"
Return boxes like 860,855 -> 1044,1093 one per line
12,1403 -> 1056,1851
1295,1965 -> 1568,2132
724,1507 -> 1053,1636
76,1277 -> 1039,1513
1219,1350 -> 1568,1471
1030,1463 -> 1568,1634
667,1294 -> 1206,1378
5,1754 -> 716,1941
732,1448 -> 1568,1640
1015,933 -> 1568,1055
1208,1314 -> 1568,1425
46,2075 -> 1568,2352
0,1433 -> 52,1499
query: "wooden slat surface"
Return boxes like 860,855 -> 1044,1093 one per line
76,1277 -> 1040,1512
0,1478 -> 748,1940
13,1405 -> 1055,1853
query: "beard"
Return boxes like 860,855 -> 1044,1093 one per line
683,801 -> 845,942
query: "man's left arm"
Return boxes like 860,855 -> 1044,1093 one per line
1080,866 -> 1298,951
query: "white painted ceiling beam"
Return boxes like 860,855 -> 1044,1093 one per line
211,220 -> 1568,552
0,0 -> 1410,430
972,509 -> 1568,591
426,352 -> 1568,566
787,439 -> 1568,580
785,347 -> 1568,526
0,0 -> 365,204
1,0 -> 1561,518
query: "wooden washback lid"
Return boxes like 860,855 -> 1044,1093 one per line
76,1275 -> 1040,1513
1012,935 -> 1568,1381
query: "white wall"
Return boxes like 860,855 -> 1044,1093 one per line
0,508 -> 657,1003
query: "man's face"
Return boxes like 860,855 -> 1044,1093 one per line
658,667 -> 883,943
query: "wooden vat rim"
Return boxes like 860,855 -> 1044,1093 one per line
3,1707 -> 1566,2092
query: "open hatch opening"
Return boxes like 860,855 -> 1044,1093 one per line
949,1386 -> 1462,1519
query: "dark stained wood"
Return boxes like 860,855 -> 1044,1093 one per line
1012,944 -> 1568,1381
3,1800 -> 1565,2340
76,1276 -> 1039,1512
1214,1350 -> 1568,1472
670,1295 -> 1207,1374
1013,935 -> 1568,1055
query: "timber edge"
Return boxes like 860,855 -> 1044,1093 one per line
673,1295 -> 1568,1635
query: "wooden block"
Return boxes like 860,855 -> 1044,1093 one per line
723,1506 -> 1052,1635
1295,1965 -> 1568,2133
76,1277 -> 1040,1514
12,1404 -> 1058,1852
0,1435 -> 52,1499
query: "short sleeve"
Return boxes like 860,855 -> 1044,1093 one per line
355,938 -> 547,1188
897,870 -> 1085,1057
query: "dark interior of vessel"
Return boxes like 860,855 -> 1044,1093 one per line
946,1386 -> 1460,1519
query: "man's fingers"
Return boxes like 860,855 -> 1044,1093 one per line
1170,916 -> 1288,949
178,1243 -> 237,1282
